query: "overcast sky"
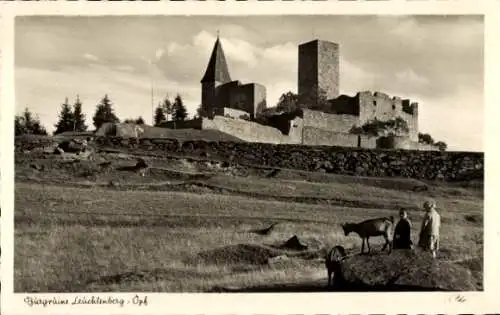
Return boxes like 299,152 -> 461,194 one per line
15,15 -> 483,151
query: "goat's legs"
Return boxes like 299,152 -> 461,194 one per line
382,237 -> 391,254
361,238 -> 365,254
366,237 -> 371,253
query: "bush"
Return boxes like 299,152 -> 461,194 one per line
350,117 -> 409,136
239,114 -> 251,121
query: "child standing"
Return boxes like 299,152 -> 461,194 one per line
418,200 -> 441,258
393,209 -> 413,249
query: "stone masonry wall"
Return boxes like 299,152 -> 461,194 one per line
357,91 -> 419,141
302,109 -> 359,133
298,40 -> 318,102
302,127 -> 359,147
16,135 -> 483,181
88,137 -> 484,182
317,40 -> 340,100
214,107 -> 249,119
201,116 -> 294,144
359,135 -> 378,149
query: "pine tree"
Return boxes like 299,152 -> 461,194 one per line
15,116 -> 25,136
195,104 -> 205,118
54,97 -> 75,134
135,116 -> 145,125
73,95 -> 87,132
154,105 -> 166,126
15,108 -> 48,135
161,95 -> 173,121
172,94 -> 188,121
92,94 -> 120,129
32,117 -> 48,135
22,107 -> 35,133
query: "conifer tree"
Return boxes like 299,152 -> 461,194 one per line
15,108 -> 48,135
161,95 -> 173,121
154,104 -> 166,126
54,97 -> 75,134
124,117 -> 145,124
172,94 -> 188,121
195,104 -> 205,118
92,94 -> 120,129
73,95 -> 87,132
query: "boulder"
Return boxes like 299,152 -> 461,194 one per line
55,139 -> 87,154
338,249 -> 477,291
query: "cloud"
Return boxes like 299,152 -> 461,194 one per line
14,15 -> 484,151
83,53 -> 99,62
155,48 -> 165,60
16,64 -> 201,131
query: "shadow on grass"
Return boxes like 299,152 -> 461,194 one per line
207,280 -> 451,292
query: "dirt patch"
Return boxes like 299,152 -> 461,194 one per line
464,214 -> 482,224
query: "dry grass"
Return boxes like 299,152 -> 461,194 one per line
14,160 -> 483,292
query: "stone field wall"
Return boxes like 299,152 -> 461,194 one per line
37,136 -> 482,181
16,134 -> 482,182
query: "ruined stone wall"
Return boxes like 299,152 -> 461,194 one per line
201,116 -> 296,144
376,135 -> 412,150
359,135 -> 378,149
253,83 -> 267,117
302,127 -> 358,147
216,81 -> 267,118
329,94 -> 360,115
419,143 -> 440,151
214,107 -> 249,119
302,109 -> 359,133
288,116 -> 304,144
159,119 -> 203,130
357,91 -> 419,140
400,111 -> 418,142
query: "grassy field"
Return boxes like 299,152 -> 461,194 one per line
14,154 -> 484,292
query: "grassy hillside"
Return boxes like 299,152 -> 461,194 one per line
14,154 -> 483,292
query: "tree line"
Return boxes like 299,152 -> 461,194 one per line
15,93 -> 190,136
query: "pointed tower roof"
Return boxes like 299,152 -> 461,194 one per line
201,35 -> 232,84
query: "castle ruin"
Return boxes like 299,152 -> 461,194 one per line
170,36 -> 434,150
200,36 -> 267,119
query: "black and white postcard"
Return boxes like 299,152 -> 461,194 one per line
1,1 -> 499,314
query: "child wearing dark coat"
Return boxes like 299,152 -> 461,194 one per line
393,209 -> 413,249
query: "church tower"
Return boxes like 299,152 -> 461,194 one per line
200,35 -> 232,117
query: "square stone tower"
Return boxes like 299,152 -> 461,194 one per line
298,40 -> 340,104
